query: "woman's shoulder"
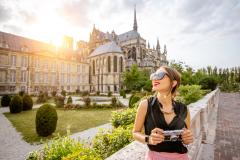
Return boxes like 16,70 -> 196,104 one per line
173,100 -> 188,114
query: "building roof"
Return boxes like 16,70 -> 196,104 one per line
0,31 -> 55,53
117,30 -> 140,42
89,41 -> 122,58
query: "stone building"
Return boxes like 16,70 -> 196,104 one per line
0,31 -> 89,95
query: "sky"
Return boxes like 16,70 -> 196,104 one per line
0,0 -> 239,70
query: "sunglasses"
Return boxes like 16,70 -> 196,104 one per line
150,71 -> 169,80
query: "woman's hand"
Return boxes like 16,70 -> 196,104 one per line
181,128 -> 193,145
149,128 -> 164,145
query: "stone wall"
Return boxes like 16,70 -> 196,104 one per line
106,88 -> 220,160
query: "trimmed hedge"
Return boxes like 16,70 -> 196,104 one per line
35,104 -> 58,137
1,95 -> 11,107
9,95 -> 23,113
22,95 -> 33,111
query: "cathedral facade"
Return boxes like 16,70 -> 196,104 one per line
80,7 -> 169,93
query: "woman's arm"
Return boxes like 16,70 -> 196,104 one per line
182,108 -> 193,144
132,99 -> 148,144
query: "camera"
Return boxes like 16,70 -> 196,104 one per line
163,130 -> 183,142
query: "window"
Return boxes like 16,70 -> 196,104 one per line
67,74 -> 70,84
108,56 -> 111,73
0,41 -> 9,48
114,56 -> 117,72
10,55 -> 16,66
10,70 -> 16,82
21,71 -> 27,82
52,73 -> 56,84
35,72 -> 39,83
45,73 -> 48,83
92,60 -> 95,75
0,54 -> 8,65
21,86 -> 26,92
0,70 -> 7,82
0,86 -> 5,92
67,64 -> 70,72
10,86 -> 16,92
21,56 -> 27,67
61,73 -> 64,84
119,57 -> 123,72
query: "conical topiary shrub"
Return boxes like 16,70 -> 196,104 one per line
35,104 -> 58,137
22,95 -> 33,111
9,95 -> 23,113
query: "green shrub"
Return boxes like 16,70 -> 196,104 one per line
96,91 -> 100,96
54,96 -> 65,108
83,97 -> 91,107
76,89 -> 80,94
61,90 -> 66,97
111,96 -> 117,107
51,91 -> 57,97
26,136 -> 101,160
22,95 -> 33,111
9,95 -> 23,113
67,96 -> 73,104
1,95 -> 11,107
129,94 -> 141,108
177,85 -> 206,105
108,91 -> 112,97
36,91 -> 48,103
35,104 -> 58,137
111,108 -> 137,128
122,92 -> 126,98
119,90 -> 124,96
93,126 -> 133,159
19,90 -> 25,97
199,76 -> 218,91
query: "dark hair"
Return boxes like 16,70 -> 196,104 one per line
160,66 -> 181,98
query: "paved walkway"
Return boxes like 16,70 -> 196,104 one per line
214,92 -> 240,160
0,107 -> 41,160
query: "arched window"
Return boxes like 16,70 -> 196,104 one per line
119,57 -> 123,72
92,60 -> 95,75
128,50 -> 131,59
113,56 -> 117,72
132,47 -> 136,61
108,56 -> 111,73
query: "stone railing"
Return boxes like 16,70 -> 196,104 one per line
106,88 -> 220,160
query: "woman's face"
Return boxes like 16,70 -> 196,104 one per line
151,67 -> 171,92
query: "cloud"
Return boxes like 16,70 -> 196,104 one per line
3,24 -> 23,33
58,0 -> 95,28
178,0 -> 240,37
0,3 -> 12,23
18,10 -> 38,25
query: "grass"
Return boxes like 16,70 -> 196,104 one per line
4,107 -> 120,144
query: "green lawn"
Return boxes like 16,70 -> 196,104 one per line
4,108 -> 120,144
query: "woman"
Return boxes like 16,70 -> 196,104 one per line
132,66 -> 193,160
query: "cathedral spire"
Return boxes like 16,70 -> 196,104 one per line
133,5 -> 138,31
164,44 -> 167,54
156,38 -> 160,51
